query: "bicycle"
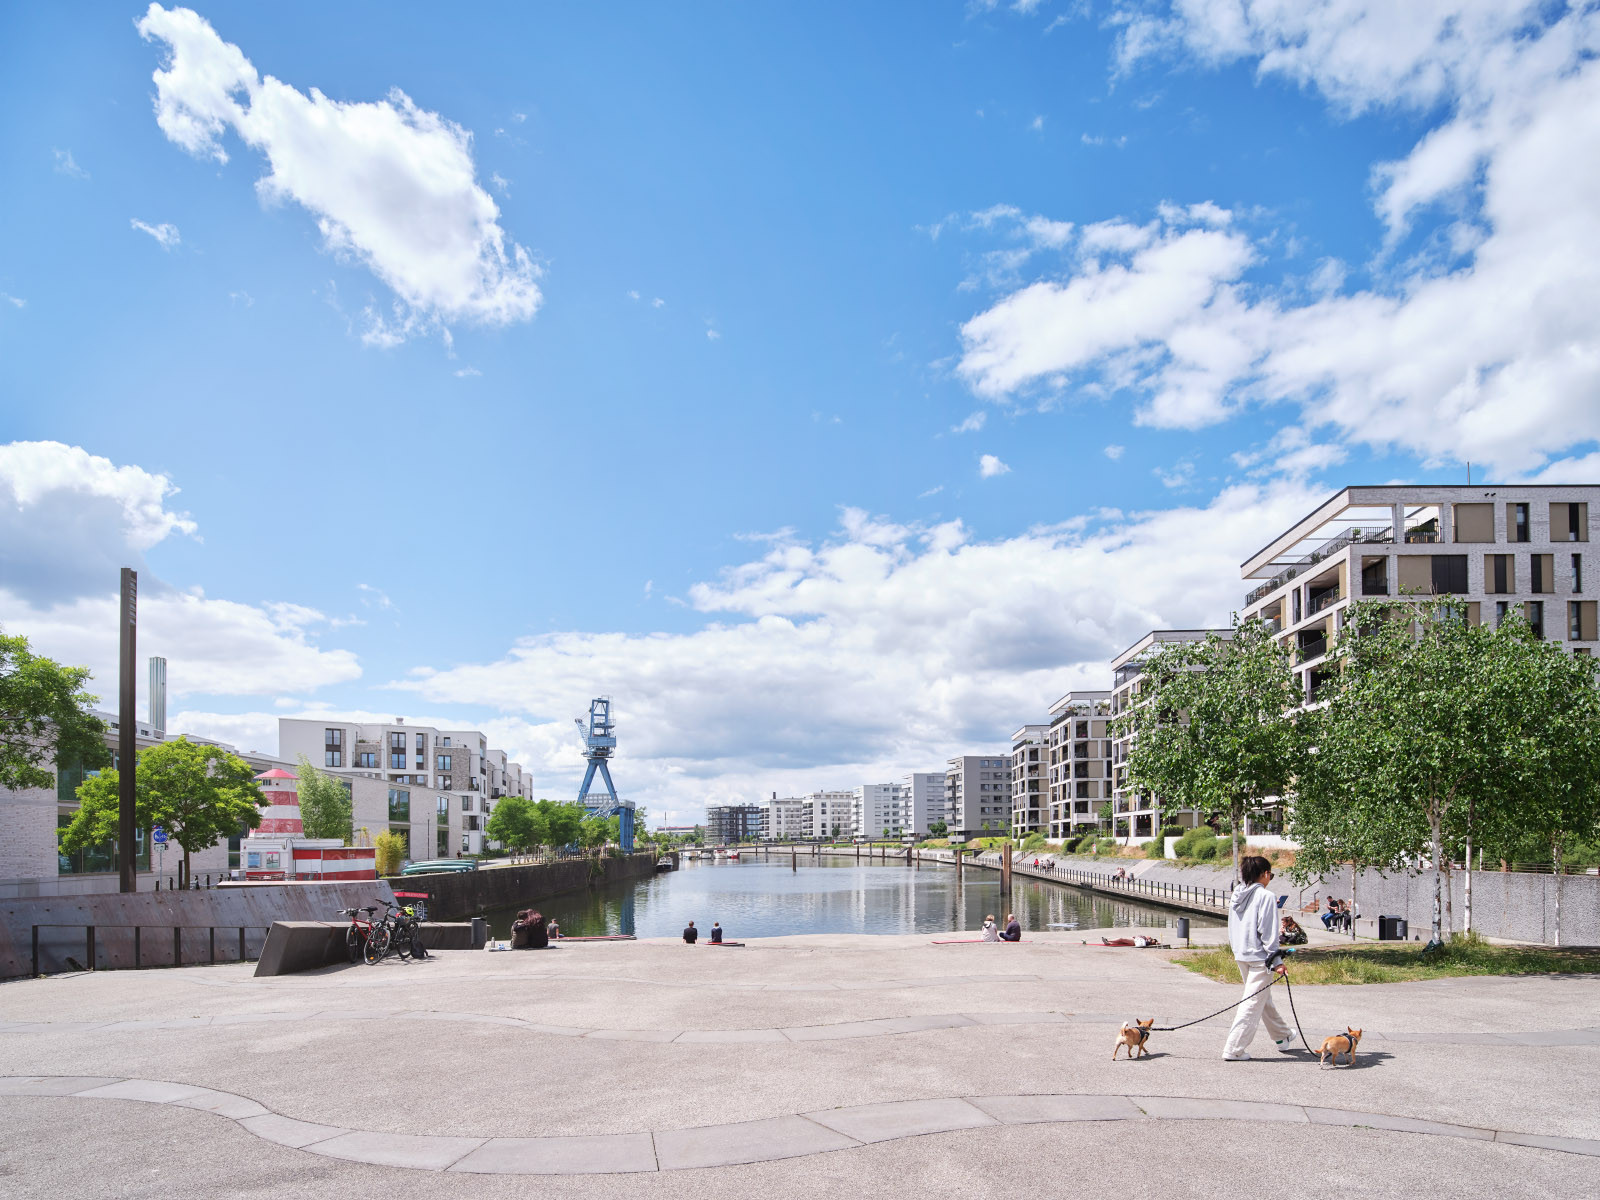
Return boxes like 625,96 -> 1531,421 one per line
339,906 -> 381,964
368,899 -> 428,963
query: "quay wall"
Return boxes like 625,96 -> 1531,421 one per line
387,852 -> 659,921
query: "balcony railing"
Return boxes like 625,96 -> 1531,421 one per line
1309,588 -> 1341,614
1245,527 -> 1394,606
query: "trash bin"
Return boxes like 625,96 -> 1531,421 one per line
1378,914 -> 1408,941
1176,917 -> 1190,943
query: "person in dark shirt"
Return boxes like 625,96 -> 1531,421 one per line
1001,913 -> 1022,942
683,920 -> 698,943
710,922 -> 723,943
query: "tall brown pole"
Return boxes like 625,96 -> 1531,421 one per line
118,568 -> 138,893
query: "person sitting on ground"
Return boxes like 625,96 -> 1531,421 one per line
1321,897 -> 1339,930
1280,914 -> 1308,945
511,909 -> 548,950
683,920 -> 698,944
547,918 -> 561,939
981,914 -> 999,942
1001,913 -> 1022,941
710,921 -> 723,943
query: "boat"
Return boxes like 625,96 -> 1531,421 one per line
655,858 -> 674,872
727,850 -> 740,860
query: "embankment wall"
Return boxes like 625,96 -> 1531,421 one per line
387,852 -> 658,921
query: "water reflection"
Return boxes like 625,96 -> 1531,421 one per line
483,855 -> 1224,940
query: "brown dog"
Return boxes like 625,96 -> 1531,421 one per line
1113,1018 -> 1155,1060
1318,1027 -> 1363,1066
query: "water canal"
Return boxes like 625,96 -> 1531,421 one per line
483,854 -> 1224,940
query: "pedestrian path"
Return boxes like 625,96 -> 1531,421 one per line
4,1009 -> 1597,1047
3,1074 -> 1595,1171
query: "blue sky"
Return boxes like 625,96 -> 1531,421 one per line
4,3 -> 1599,824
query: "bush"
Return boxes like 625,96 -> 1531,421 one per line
1159,825 -> 1184,840
1139,839 -> 1165,859
374,829 -> 407,876
1191,837 -> 1220,861
1021,832 -> 1047,852
1095,837 -> 1118,855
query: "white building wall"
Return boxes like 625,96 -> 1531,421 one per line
904,772 -> 946,836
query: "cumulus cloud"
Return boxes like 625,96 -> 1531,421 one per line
1103,444 -> 1126,460
952,411 -> 988,434
978,454 -> 1011,478
53,149 -> 89,179
136,4 -> 541,342
130,218 -> 181,248
960,3 -> 1600,475
391,484 -> 1321,817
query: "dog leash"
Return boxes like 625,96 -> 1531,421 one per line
1150,962 -> 1312,1051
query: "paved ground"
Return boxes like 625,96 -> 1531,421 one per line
2,927 -> 1596,1197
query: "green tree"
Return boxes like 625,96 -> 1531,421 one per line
537,799 -> 586,847
62,736 -> 266,889
374,829 -> 407,876
486,795 -> 544,851
1,628 -> 109,791
294,756 -> 353,842
1114,616 -> 1299,881
928,819 -> 947,838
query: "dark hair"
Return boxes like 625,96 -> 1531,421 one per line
1240,855 -> 1272,884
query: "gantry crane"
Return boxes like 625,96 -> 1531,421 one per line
574,697 -> 634,850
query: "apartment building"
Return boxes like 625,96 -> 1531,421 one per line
1241,486 -> 1600,703
904,771 -> 947,837
807,790 -> 857,840
1109,631 -> 1229,843
854,782 -> 910,839
706,803 -> 763,843
944,754 -> 1010,840
278,717 -> 534,859
1045,690 -> 1113,839
758,794 -> 809,841
1008,725 -> 1050,838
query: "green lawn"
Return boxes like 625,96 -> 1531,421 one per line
1172,934 -> 1600,984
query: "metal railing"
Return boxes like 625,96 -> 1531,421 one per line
26,923 -> 271,978
1245,527 -> 1395,606
1309,588 -> 1341,614
916,849 -> 1228,914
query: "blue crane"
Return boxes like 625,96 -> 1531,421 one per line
574,697 -> 635,851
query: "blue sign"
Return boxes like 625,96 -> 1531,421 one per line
152,827 -> 167,845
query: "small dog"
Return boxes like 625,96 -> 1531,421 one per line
1113,1018 -> 1155,1060
1318,1027 -> 1363,1067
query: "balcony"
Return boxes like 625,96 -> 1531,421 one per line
1309,587 -> 1341,615
1296,636 -> 1328,665
1245,526 -> 1394,606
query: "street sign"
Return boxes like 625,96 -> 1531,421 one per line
152,827 -> 168,845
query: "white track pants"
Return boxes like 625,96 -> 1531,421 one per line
1223,961 -> 1292,1058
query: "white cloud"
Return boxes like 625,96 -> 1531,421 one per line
706,328 -> 721,341
453,366 -> 481,377
1,293 -> 23,309
978,454 -> 1011,478
958,5 -> 1600,475
391,483 -> 1321,819
490,171 -> 511,196
1103,443 -> 1125,460
130,218 -> 181,249
952,411 -> 988,434
53,148 -> 89,179
1031,115 -> 1046,131
651,297 -> 665,308
627,289 -> 640,301
356,583 -> 394,611
137,4 -> 541,341
918,485 -> 945,499
228,289 -> 253,306
0,440 -> 197,604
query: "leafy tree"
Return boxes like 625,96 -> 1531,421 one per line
486,795 -> 544,851
374,829 -> 407,875
580,814 -> 621,848
536,798 -> 586,847
294,756 -> 353,842
63,736 -> 266,889
1115,616 -> 1299,881
928,819 -> 947,838
1096,802 -> 1112,835
1,628 -> 109,791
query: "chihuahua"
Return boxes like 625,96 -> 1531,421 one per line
1113,1018 -> 1155,1060
1318,1027 -> 1363,1067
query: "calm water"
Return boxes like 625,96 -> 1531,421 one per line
483,854 -> 1224,940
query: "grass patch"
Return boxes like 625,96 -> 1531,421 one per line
1171,933 -> 1600,985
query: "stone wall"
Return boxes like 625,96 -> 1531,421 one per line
388,852 -> 659,921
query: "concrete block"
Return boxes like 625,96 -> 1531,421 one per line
238,1113 -> 349,1148
173,1089 -> 271,1119
311,1131 -> 486,1170
969,1094 -> 1145,1124
253,921 -> 348,977
451,1133 -> 658,1175
804,1097 -> 996,1143
655,1115 -> 859,1169
414,923 -> 476,950
74,1079 -> 211,1104
1495,1130 -> 1600,1157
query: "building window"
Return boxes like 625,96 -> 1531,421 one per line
1526,600 -> 1545,639
1570,602 -> 1583,642
1572,554 -> 1583,594
436,754 -> 452,771
1431,555 -> 1468,595
1511,503 -> 1530,543
357,752 -> 377,769
437,795 -> 449,816
1488,554 -> 1513,594
390,752 -> 406,769
388,788 -> 410,822
324,728 -> 342,747
416,733 -> 425,752
1532,554 -> 1553,594
441,736 -> 451,747
461,795 -> 472,811
324,749 -> 342,767
390,732 -> 405,750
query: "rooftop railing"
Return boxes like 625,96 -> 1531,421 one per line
1245,527 -> 1395,606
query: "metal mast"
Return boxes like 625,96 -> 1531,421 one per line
574,697 -> 634,850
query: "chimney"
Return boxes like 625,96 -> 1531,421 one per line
395,717 -> 405,725
147,657 -> 167,734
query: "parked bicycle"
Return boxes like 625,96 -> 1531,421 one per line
339,905 -> 381,964
366,899 -> 428,963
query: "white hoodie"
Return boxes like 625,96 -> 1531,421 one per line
1228,882 -> 1281,964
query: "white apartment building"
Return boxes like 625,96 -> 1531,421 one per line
1241,485 -> 1600,703
806,790 -> 856,840
1008,725 -> 1049,838
758,794 -> 809,841
944,755 -> 1010,839
904,771 -> 946,837
854,782 -> 910,839
279,718 -> 535,859
1110,631 -> 1228,844
1045,689 -> 1112,839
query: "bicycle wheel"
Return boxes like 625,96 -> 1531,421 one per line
395,925 -> 412,960
346,925 -> 364,963
363,924 -> 390,964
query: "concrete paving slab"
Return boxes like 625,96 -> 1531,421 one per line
1495,1130 -> 1600,1157
451,1133 -> 658,1174
585,1027 -> 683,1042
1379,1030 -> 1510,1045
961,1010 -> 1066,1025
655,1114 -> 860,1169
73,1079 -> 212,1104
0,1076 -> 118,1096
1134,1096 -> 1308,1123
805,1097 -> 997,1143
311,1130 -> 485,1170
172,1088 -> 270,1120
237,1112 -> 350,1148
969,1093 -> 1146,1124
674,1027 -> 788,1043
1305,1107 -> 1493,1140
1497,1029 -> 1600,1046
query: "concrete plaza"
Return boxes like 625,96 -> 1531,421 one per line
2,927 -> 1597,1198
